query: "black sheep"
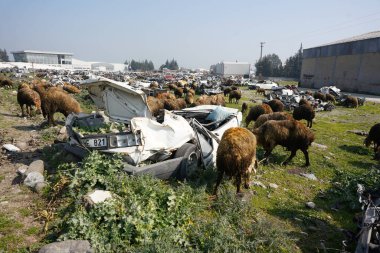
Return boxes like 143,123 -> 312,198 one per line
293,104 -> 315,128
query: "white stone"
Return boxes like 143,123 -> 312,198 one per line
250,181 -> 267,189
85,190 -> 112,205
269,183 -> 279,189
2,144 -> 20,152
306,201 -> 316,209
59,126 -> 67,135
24,172 -> 44,188
38,240 -> 92,253
311,142 -> 328,150
300,173 -> 318,181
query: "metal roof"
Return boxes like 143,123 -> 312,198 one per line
318,31 -> 380,47
11,50 -> 73,55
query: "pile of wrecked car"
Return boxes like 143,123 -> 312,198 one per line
64,77 -> 242,180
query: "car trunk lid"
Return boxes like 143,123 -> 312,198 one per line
81,77 -> 152,123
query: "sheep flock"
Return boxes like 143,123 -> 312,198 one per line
3,75 -> 377,199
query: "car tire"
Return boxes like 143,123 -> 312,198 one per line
174,143 -> 199,180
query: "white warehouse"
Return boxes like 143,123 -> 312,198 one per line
210,61 -> 250,77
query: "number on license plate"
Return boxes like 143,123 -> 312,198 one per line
85,138 -> 107,148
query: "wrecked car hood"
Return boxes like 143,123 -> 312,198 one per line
81,77 -> 152,122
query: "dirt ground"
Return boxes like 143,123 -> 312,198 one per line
0,92 -> 52,251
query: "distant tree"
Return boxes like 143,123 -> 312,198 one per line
0,49 -> 9,62
128,59 -> 154,71
255,54 -> 282,77
160,59 -> 179,70
282,44 -> 303,78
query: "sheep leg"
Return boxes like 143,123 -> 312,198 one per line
236,174 -> 242,193
283,150 -> 297,166
47,113 -> 56,126
301,149 -> 310,167
243,170 -> 250,189
213,171 -> 224,196
263,149 -> 273,165
20,104 -> 25,117
27,106 -> 31,117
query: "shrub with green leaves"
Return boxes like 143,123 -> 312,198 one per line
47,151 -> 298,252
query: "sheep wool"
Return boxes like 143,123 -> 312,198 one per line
214,127 -> 257,195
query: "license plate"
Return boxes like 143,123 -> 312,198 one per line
84,138 -> 107,148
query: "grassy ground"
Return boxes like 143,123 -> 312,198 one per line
222,89 -> 380,252
1,83 -> 379,252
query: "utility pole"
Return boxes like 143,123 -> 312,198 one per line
260,42 -> 266,60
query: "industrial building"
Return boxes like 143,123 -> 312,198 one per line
210,61 -> 250,77
9,50 -> 127,72
300,31 -> 380,94
12,50 -> 73,65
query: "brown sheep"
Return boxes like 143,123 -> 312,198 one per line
343,96 -> 358,108
174,87 -> 184,98
157,92 -> 176,100
256,88 -> 265,96
0,79 -> 13,89
18,83 -> 30,90
313,92 -> 326,101
325,93 -> 336,103
164,98 -> 186,110
231,86 -> 238,91
63,83 -> 80,94
167,83 -> 177,90
253,112 -> 293,129
364,123 -> 380,154
293,104 -> 315,128
34,84 -> 81,125
185,93 -> 194,105
214,127 -> 257,195
245,104 -> 273,127
194,94 -> 225,106
241,102 -> 248,113
228,90 -> 242,104
194,95 -> 211,105
305,90 -> 313,96
252,119 -> 315,166
183,87 -> 195,96
149,82 -> 159,89
299,98 -> 311,107
147,96 -> 164,116
267,99 -> 284,112
210,94 -> 225,106
17,87 -> 42,117
223,87 -> 232,97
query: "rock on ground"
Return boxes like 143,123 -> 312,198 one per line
26,160 -> 44,175
38,240 -> 93,253
24,172 -> 44,188
306,201 -> 316,209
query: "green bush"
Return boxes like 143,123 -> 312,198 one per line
47,152 -> 298,252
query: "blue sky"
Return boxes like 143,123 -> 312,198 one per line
1,0 -> 379,69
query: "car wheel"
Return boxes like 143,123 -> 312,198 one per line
174,143 -> 199,180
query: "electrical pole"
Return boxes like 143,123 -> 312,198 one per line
260,42 -> 265,60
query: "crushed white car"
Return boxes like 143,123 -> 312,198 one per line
64,78 -> 242,179
248,80 -> 279,90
